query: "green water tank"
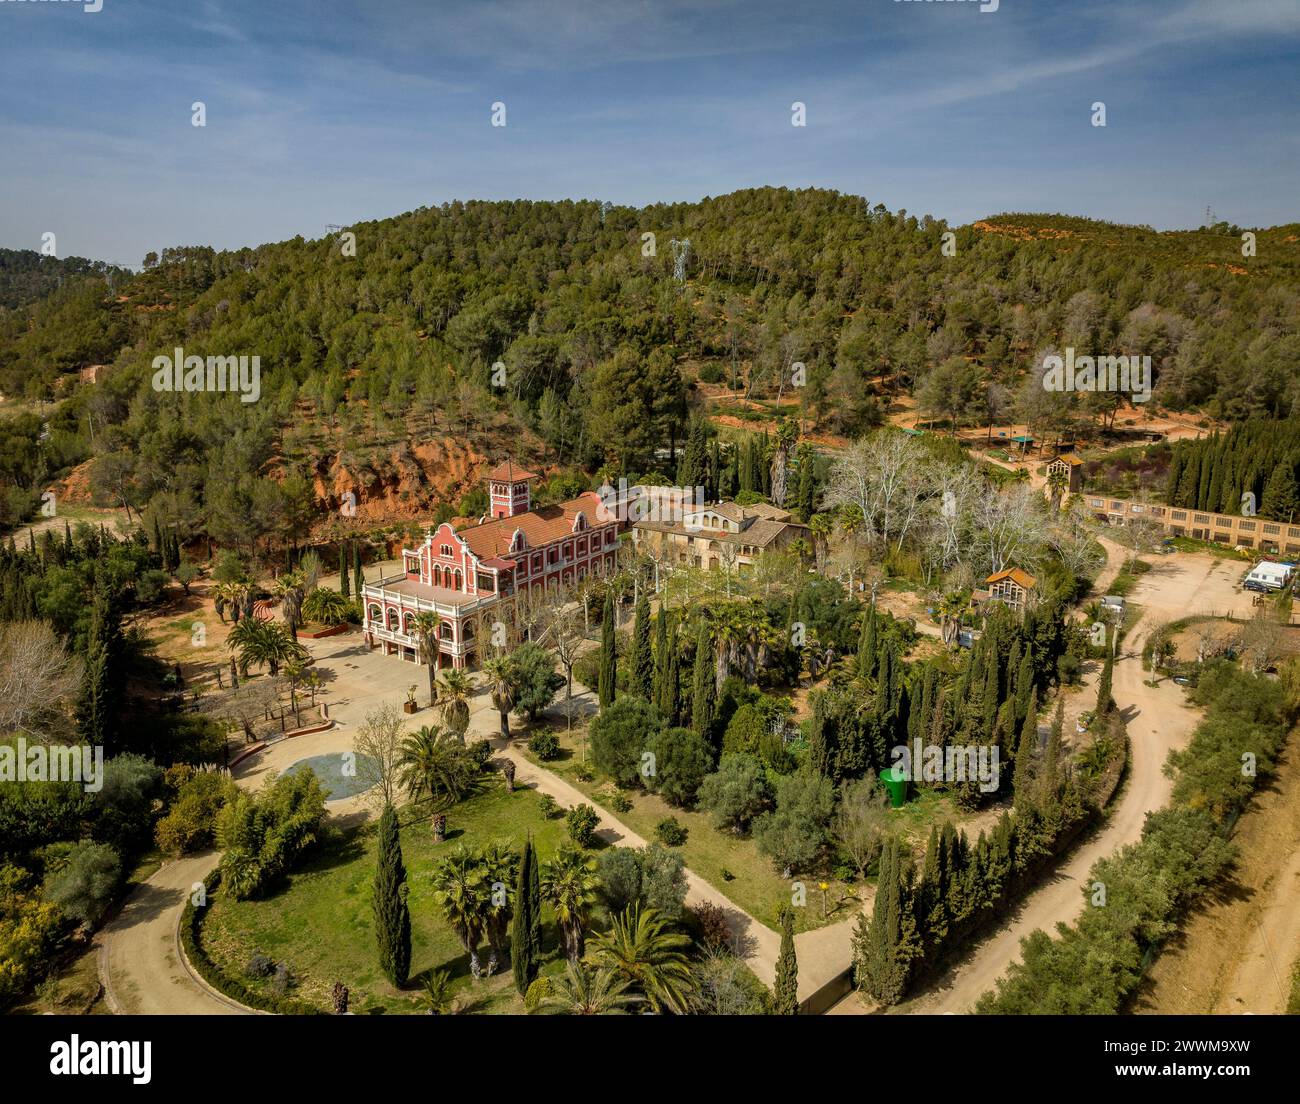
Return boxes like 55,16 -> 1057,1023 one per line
879,764 -> 909,808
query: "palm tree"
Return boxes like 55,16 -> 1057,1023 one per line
420,969 -> 457,1015
283,655 -> 307,723
273,569 -> 306,640
430,845 -> 489,979
398,725 -> 477,839
540,845 -> 600,962
212,581 -> 236,623
436,667 -> 474,742
412,611 -> 441,705
588,905 -> 696,1014
478,840 -> 518,976
227,618 -> 305,677
482,655 -> 517,741
1046,465 -> 1070,510
535,961 -> 638,1016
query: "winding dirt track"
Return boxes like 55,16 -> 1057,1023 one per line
830,545 -> 1213,1015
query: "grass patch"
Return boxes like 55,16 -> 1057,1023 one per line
200,783 -> 574,1015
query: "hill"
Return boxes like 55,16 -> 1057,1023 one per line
0,187 -> 1297,541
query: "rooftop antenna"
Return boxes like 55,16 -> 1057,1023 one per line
669,238 -> 691,283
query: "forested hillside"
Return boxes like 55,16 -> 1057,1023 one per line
1,188 -> 1297,540
0,248 -> 130,312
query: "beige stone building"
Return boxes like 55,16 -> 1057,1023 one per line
1084,495 -> 1300,555
980,568 -> 1038,612
631,500 -> 809,572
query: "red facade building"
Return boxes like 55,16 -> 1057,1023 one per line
362,464 -> 619,668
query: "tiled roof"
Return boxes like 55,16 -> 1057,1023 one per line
1051,454 -> 1084,466
486,462 -> 539,482
459,492 -> 604,559
985,568 -> 1037,590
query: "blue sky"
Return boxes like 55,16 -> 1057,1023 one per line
2,0 -> 1297,266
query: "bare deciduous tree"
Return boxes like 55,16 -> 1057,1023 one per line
354,702 -> 405,808
0,621 -> 83,740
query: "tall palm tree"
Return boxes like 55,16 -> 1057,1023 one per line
535,961 -> 638,1016
478,840 -> 518,976
436,667 -> 474,742
540,845 -> 600,962
412,611 -> 441,705
482,655 -> 517,741
273,569 -> 306,640
1046,466 -> 1068,509
588,906 -> 696,1015
430,845 -> 489,979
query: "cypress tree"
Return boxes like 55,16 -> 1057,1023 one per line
353,544 -> 364,599
1096,651 -> 1114,716
598,592 -> 617,708
1039,699 -> 1065,802
652,606 -> 668,699
630,590 -> 653,699
774,906 -> 799,1014
373,803 -> 411,987
857,836 -> 912,1005
153,516 -> 162,554
63,519 -> 73,555
340,544 -> 350,596
857,605 -> 877,682
690,622 -> 716,747
511,835 -> 541,994
658,616 -> 680,724
1012,689 -> 1039,801
797,451 -> 816,521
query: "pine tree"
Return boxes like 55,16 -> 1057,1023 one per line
598,592 -> 617,708
690,622 -> 716,747
774,906 -> 799,1014
630,590 -> 653,699
373,803 -> 411,986
511,835 -> 541,995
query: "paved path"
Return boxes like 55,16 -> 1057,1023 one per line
99,852 -> 243,1016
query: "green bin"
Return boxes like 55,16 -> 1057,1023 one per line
879,764 -> 909,808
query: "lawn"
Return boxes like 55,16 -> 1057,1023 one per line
200,783 -> 575,1014
519,721 -> 862,935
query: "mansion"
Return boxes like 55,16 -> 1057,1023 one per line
362,464 -> 620,669
630,500 -> 809,572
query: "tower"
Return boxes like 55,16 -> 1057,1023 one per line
487,462 -> 538,519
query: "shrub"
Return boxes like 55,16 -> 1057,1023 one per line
697,754 -> 772,834
524,975 -> 553,1012
574,763 -> 595,783
510,643 -> 566,721
538,794 -> 560,819
565,803 -> 600,848
529,730 -> 560,761
596,844 -> 688,920
215,769 -> 327,899
609,792 -> 633,814
655,817 -> 688,847
155,768 -> 238,857
646,727 -> 712,807
590,695 -> 665,786
467,739 -> 494,771
246,953 -> 276,978
697,363 -> 724,384
690,901 -> 731,954
45,840 -> 121,927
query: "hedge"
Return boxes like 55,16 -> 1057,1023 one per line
181,870 -> 322,1016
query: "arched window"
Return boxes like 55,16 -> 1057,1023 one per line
403,612 -> 416,635
454,570 -> 463,591
386,608 -> 399,630
368,604 -> 382,623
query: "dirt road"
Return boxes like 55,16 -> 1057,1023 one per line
1133,728 -> 1300,1015
830,552 -> 1212,1015
98,852 -> 246,1015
